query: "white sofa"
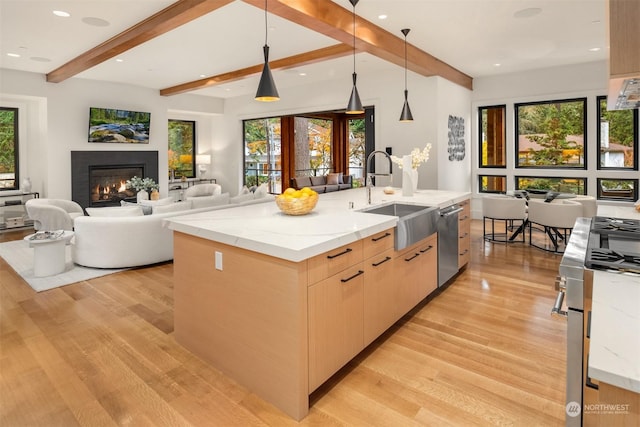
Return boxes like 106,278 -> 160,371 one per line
72,192 -> 274,268
25,198 -> 84,231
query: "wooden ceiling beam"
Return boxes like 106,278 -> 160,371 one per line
242,0 -> 473,90
46,0 -> 235,83
160,43 -> 353,96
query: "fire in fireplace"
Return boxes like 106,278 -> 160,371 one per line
89,166 -> 141,205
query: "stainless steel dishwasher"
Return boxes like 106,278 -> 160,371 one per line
438,204 -> 464,287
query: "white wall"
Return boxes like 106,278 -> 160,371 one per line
0,68 -> 222,199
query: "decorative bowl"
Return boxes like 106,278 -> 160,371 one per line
275,193 -> 319,215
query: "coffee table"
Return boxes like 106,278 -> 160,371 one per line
24,230 -> 74,277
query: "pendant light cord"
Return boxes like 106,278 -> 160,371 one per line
264,0 -> 268,46
404,34 -> 407,90
352,2 -> 356,72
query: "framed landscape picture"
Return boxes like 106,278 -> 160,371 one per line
88,107 -> 151,144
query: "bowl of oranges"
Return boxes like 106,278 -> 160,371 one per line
276,187 -> 319,215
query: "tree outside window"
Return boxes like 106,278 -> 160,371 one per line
597,96 -> 638,170
516,99 -> 586,168
0,107 -> 18,190
348,118 -> 365,187
168,120 -> 195,179
244,118 -> 281,192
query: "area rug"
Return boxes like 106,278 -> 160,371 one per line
0,240 -> 127,292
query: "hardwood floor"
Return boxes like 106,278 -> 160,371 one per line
0,221 -> 566,426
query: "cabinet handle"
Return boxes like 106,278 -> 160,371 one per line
371,256 -> 391,267
459,249 -> 469,256
419,245 -> 433,253
371,232 -> 391,242
327,248 -> 352,259
341,270 -> 364,283
459,215 -> 469,221
404,253 -> 420,262
459,232 -> 469,239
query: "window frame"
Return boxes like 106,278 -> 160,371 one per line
514,175 -> 587,195
0,107 -> 19,191
168,119 -> 196,179
478,104 -> 507,169
597,178 -> 638,202
515,97 -> 587,170
478,174 -> 507,194
596,95 -> 638,171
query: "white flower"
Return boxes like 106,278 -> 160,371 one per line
126,176 -> 159,192
390,143 -> 432,169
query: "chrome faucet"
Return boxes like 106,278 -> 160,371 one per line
366,150 -> 393,204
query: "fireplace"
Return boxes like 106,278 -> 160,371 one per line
72,151 -> 158,210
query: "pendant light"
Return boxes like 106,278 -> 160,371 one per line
399,28 -> 414,122
255,0 -> 279,102
346,0 -> 363,114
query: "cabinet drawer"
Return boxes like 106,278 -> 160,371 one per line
458,235 -> 470,268
362,228 -> 395,259
308,263 -> 365,392
308,240 -> 364,285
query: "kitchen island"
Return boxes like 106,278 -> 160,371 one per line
166,187 -> 470,419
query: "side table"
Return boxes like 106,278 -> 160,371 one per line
24,231 -> 74,277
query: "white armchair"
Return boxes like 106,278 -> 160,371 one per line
482,195 -> 527,243
527,199 -> 583,253
183,183 -> 222,198
573,195 -> 597,217
25,198 -> 84,231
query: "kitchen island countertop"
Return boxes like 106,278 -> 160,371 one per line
166,187 -> 470,262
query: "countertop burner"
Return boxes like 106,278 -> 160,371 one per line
590,216 -> 640,237
586,248 -> 640,273
586,216 -> 640,273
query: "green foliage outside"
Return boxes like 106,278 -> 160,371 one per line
599,99 -> 635,146
0,108 -> 16,181
518,100 -> 584,167
168,120 -> 195,178
348,118 -> 365,185
517,177 -> 586,195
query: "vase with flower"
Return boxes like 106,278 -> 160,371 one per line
126,176 -> 159,203
390,143 -> 432,196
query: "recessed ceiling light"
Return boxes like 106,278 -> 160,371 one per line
82,17 -> 110,27
7,53 -> 20,58
299,72 -> 307,76
115,58 -> 124,63
53,10 -> 70,17
514,7 -> 542,19
30,57 -> 52,62
199,74 -> 206,78
592,20 -> 601,24
589,47 -> 601,52
493,63 -> 501,67
378,14 -> 387,20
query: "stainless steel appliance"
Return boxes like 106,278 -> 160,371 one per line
555,216 -> 640,426
438,204 -> 464,287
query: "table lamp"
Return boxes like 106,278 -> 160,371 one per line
196,154 -> 211,178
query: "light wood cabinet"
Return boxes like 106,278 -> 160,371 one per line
308,240 -> 364,284
458,198 -> 471,269
607,0 -> 640,108
394,233 -> 438,317
363,247 -> 396,346
308,263 -> 365,392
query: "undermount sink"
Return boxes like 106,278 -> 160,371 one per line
361,203 -> 439,250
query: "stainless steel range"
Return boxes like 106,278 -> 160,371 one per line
556,216 -> 640,426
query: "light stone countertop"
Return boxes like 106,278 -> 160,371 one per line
588,204 -> 640,394
166,187 -> 470,262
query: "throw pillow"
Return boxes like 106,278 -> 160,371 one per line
293,176 -> 312,188
326,173 -> 341,185
230,193 -> 254,204
86,206 -> 144,217
240,186 -> 251,195
152,200 -> 192,214
253,183 -> 268,199
189,193 -> 230,209
121,200 -> 152,215
139,197 -> 174,206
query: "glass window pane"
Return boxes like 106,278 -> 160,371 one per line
516,99 -> 586,168
479,105 -> 506,167
597,96 -> 638,169
294,117 -> 332,177
515,176 -> 586,195
348,118 -> 365,187
243,118 -> 281,194
168,120 -> 195,179
597,178 -> 638,201
0,107 -> 18,190
478,175 -> 506,193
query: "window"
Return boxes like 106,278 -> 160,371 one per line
168,120 -> 196,179
244,118 -> 281,193
0,107 -> 19,190
479,175 -> 506,193
348,118 -> 365,186
515,98 -> 586,168
515,176 -> 586,195
597,178 -> 638,202
479,105 -> 506,167
294,117 -> 333,177
597,96 -> 638,170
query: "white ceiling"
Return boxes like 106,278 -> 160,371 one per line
0,0 -> 608,99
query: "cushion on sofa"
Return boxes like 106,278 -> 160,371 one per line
254,183 -> 268,198
310,176 -> 326,186
139,197 -> 174,206
152,200 -> 192,214
326,173 -> 342,185
293,176 -> 312,189
86,206 -> 144,217
189,193 -> 230,209
121,200 -> 152,215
